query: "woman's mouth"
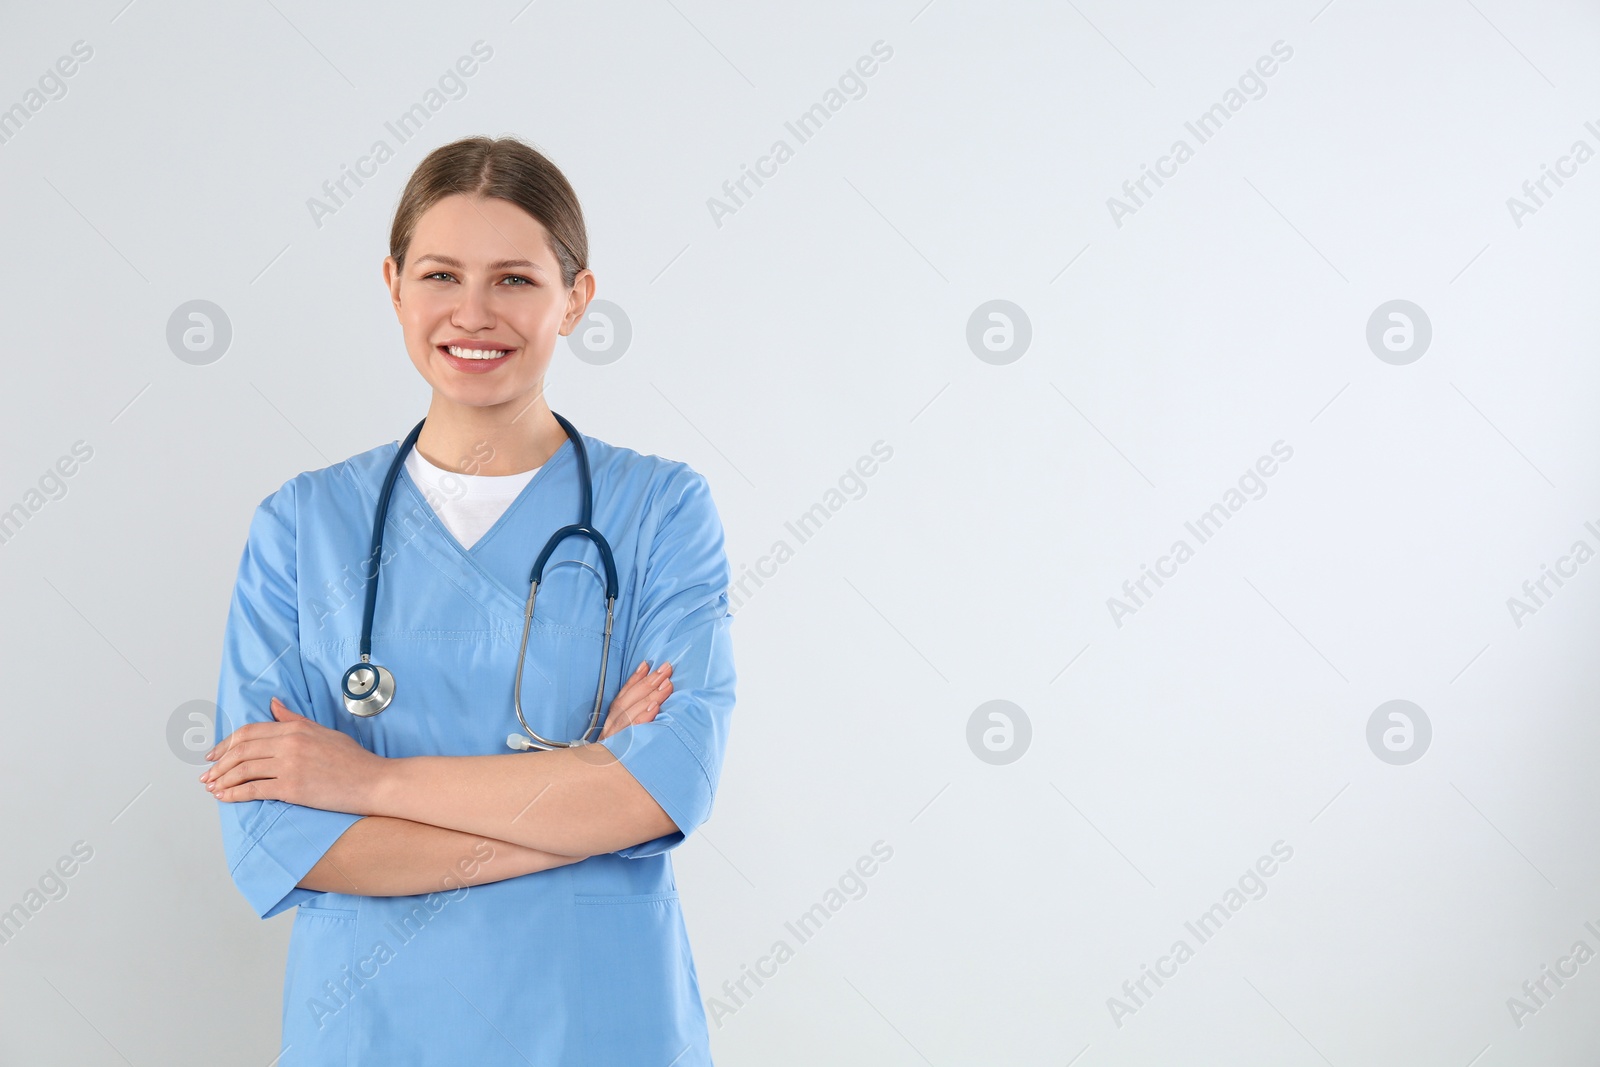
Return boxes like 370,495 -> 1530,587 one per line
438,343 -> 515,374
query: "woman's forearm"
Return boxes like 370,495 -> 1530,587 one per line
367,746 -> 678,856
298,815 -> 585,897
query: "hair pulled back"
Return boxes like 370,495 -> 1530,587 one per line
389,135 -> 587,288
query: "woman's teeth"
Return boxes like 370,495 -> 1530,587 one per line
445,345 -> 510,360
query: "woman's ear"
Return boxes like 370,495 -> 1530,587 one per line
560,269 -> 596,335
381,256 -> 404,313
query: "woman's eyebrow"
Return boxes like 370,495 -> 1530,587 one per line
415,254 -> 545,272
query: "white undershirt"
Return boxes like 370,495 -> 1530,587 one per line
404,447 -> 541,550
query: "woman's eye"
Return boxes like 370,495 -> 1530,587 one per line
419,272 -> 532,285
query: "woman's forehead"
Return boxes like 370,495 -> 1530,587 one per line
412,195 -> 556,259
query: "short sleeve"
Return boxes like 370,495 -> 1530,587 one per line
600,468 -> 736,858
214,489 -> 364,918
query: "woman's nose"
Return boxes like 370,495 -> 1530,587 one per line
452,286 -> 495,329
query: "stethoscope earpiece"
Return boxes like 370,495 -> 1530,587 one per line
341,660 -> 395,717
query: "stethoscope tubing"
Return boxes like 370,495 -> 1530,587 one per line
342,411 -> 619,750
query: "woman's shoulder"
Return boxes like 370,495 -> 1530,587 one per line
580,434 -> 727,556
250,437 -> 404,528
581,432 -> 714,510
582,431 -> 691,479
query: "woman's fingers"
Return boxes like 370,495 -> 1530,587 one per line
200,737 -> 267,784
599,664 -> 647,739
207,754 -> 280,791
601,660 -> 673,739
603,679 -> 670,737
616,661 -> 672,715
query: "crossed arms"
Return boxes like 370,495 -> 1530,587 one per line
210,470 -> 734,915
203,664 -> 676,898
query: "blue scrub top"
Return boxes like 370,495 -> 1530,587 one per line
212,427 -> 736,1066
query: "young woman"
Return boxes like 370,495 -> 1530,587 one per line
200,135 -> 735,1065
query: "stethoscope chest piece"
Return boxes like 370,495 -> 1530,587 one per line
342,659 -> 395,717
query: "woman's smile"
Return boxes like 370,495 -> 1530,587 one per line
437,339 -> 517,374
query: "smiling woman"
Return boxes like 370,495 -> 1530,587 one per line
203,136 -> 736,1066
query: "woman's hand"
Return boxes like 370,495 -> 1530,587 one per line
600,660 -> 672,741
200,698 -> 383,813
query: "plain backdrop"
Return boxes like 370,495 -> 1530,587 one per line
2,1 -> 1599,1064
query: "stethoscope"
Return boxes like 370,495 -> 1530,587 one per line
340,412 -> 618,751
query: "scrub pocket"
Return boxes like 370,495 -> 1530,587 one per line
284,901 -> 359,1055
574,891 -> 706,1065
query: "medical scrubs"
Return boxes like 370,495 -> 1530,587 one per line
212,426 -> 736,1066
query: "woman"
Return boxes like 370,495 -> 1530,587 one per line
200,135 -> 736,1065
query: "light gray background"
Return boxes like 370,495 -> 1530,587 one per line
2,0 -> 1598,1063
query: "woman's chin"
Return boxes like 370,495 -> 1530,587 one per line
430,379 -> 546,411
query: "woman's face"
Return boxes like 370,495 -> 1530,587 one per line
383,194 -> 591,413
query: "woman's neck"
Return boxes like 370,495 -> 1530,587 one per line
413,394 -> 568,476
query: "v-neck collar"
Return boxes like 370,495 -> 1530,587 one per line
387,435 -> 576,624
